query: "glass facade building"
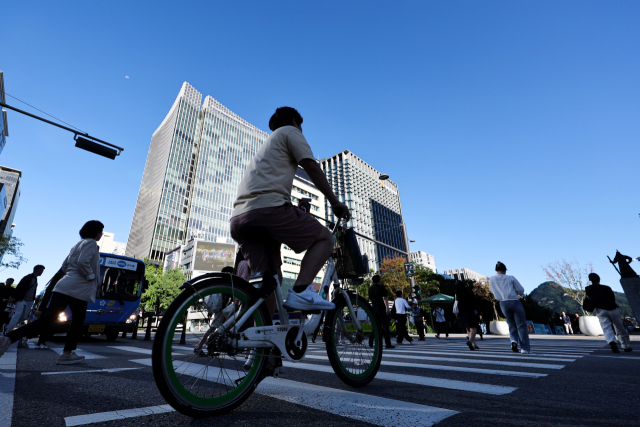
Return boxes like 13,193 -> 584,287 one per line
321,150 -> 407,269
0,166 -> 21,237
127,83 -> 268,262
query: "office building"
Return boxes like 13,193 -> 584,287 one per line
443,268 -> 488,283
410,250 -> 436,273
0,71 -> 8,155
0,166 -> 21,236
127,82 -> 268,262
98,232 -> 127,256
321,150 -> 408,269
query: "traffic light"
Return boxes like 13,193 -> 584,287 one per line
413,285 -> 421,301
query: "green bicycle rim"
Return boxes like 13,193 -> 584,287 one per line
332,300 -> 379,379
164,287 -> 264,407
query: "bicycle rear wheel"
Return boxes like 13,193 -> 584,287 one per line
325,294 -> 382,387
152,276 -> 271,417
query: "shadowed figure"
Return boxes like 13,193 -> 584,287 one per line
611,251 -> 638,279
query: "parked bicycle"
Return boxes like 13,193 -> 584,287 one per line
151,219 -> 382,417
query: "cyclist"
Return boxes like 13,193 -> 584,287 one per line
230,107 -> 350,312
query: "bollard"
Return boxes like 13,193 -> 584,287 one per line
179,321 -> 186,345
130,318 -> 138,339
144,317 -> 153,341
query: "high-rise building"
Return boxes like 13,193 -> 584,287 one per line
410,250 -> 436,273
0,71 -> 8,155
321,150 -> 408,269
98,232 -> 127,256
443,268 -> 488,283
127,83 -> 268,262
0,166 -> 21,236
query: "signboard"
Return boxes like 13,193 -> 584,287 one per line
165,247 -> 182,271
100,257 -> 138,271
404,262 -> 414,277
193,241 -> 236,272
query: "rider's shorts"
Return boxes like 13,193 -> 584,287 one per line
230,203 -> 325,275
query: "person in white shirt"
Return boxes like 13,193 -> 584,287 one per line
393,290 -> 413,344
434,306 -> 449,338
488,261 -> 531,354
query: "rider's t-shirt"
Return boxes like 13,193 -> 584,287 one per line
232,126 -> 315,218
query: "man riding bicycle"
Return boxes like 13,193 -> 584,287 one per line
230,107 -> 350,312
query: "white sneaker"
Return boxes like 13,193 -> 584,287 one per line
283,287 -> 335,311
36,344 -> 49,349
57,351 -> 85,365
520,349 -> 533,354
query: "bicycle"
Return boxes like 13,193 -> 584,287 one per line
151,219 -> 383,417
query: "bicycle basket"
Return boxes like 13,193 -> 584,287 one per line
332,227 -> 368,279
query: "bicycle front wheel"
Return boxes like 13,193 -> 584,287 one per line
325,295 -> 382,387
152,276 -> 271,417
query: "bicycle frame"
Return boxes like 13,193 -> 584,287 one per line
207,256 -> 363,363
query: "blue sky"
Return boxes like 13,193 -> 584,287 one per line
1,2 -> 639,293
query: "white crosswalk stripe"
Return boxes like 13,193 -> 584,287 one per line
39,337 -> 615,426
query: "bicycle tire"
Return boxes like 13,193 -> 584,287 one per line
152,276 -> 271,417
325,294 -> 382,387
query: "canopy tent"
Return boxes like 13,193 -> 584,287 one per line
420,293 -> 454,304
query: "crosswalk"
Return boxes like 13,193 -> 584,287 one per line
4,336 -> 628,427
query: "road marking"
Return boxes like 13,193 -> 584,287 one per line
42,367 -> 142,376
587,355 -> 640,360
107,346 -> 184,356
65,404 -> 175,426
308,348 -> 577,362
0,344 -> 18,427
302,355 -> 547,377
48,347 -> 106,360
283,361 -> 517,395
374,352 -> 565,369
402,345 -> 591,356
129,358 -> 457,426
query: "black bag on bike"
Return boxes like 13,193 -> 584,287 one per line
332,227 -> 367,279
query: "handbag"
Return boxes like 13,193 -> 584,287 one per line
452,295 -> 459,315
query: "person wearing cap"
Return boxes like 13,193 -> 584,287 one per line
410,301 -> 426,341
489,261 -> 531,354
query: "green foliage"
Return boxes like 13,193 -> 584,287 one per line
380,257 -> 410,298
0,235 -> 26,271
141,259 -> 184,314
519,294 -> 554,323
413,263 -> 440,300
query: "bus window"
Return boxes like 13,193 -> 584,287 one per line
97,263 -> 144,302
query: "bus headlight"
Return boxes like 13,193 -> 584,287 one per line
126,314 -> 137,324
58,312 -> 67,322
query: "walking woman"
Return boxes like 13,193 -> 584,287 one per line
0,221 -> 103,364
455,281 -> 480,350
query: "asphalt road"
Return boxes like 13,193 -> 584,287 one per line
2,332 -> 639,427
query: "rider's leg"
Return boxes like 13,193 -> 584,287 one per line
293,227 -> 333,292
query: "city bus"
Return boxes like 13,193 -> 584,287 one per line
48,253 -> 147,341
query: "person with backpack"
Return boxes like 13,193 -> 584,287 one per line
585,273 -> 632,353
3,266 -> 45,335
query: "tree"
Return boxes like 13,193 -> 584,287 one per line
413,263 -> 440,298
141,259 -> 185,315
472,281 -> 499,320
0,235 -> 26,271
542,259 -> 593,315
351,269 -> 376,300
380,256 -> 410,298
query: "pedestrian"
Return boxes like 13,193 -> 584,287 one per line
585,273 -> 633,353
3,266 -> 45,335
560,311 -> 573,335
573,313 -> 581,334
0,278 -> 14,328
410,301 -> 426,341
367,274 -> 394,349
547,317 -> 556,335
0,220 -> 104,364
478,314 -> 486,339
455,281 -> 479,350
488,261 -> 531,354
434,305 -> 449,338
393,290 -> 412,344
33,269 -> 66,349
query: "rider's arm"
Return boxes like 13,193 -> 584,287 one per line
299,159 -> 350,220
